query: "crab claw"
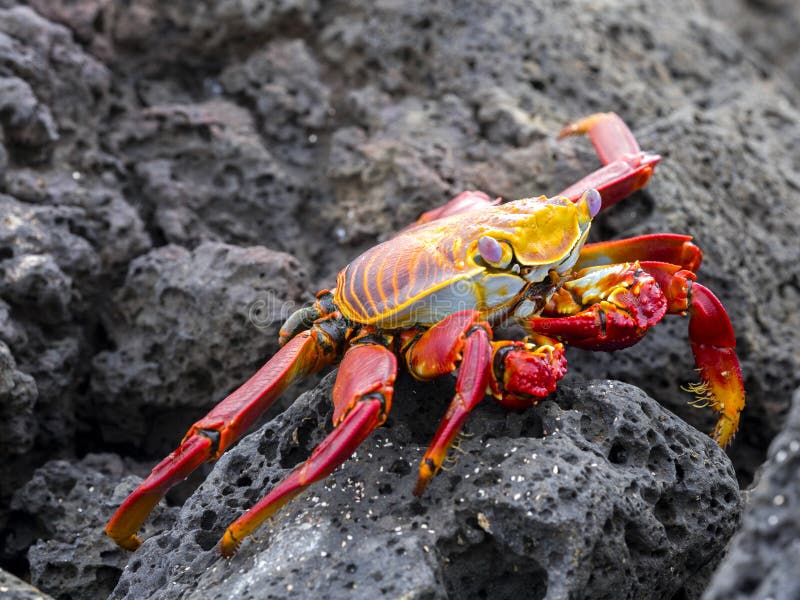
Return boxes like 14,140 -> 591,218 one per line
525,259 -> 745,447
490,339 -> 568,410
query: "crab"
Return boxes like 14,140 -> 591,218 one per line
106,113 -> 745,557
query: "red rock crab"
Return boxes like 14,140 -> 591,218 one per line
106,113 -> 744,556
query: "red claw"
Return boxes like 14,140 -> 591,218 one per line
493,341 -> 568,409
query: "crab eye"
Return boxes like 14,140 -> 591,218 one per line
582,188 -> 602,218
477,236 -> 513,268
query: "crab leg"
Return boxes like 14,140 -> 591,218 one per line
575,234 -> 702,273
640,262 -> 744,445
524,262 -> 744,446
219,343 -> 396,557
105,329 -> 338,551
401,190 -> 500,231
404,311 -> 493,496
400,114 -> 658,230
557,112 -> 661,210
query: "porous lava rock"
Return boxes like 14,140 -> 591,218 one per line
0,567 -> 53,600
6,453 -> 175,600
109,377 -> 741,600
704,387 -> 800,600
90,242 -> 310,453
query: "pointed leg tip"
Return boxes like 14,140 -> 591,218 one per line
106,529 -> 142,552
556,123 -> 579,140
413,458 -> 437,496
712,414 -> 740,449
219,530 -> 240,558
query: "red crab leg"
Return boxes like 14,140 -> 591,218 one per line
219,343 -> 396,557
401,115 -> 657,230
524,262 -> 744,446
401,190 -> 500,231
105,329 -> 338,551
640,262 -> 744,446
404,311 -> 493,496
557,112 -> 661,210
575,234 -> 702,273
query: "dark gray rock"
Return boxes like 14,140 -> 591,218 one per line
0,195 -> 100,292
0,1 -> 143,470
704,0 -> 800,86
110,376 -> 741,599
219,39 -> 331,161
0,568 -> 53,600
0,76 -> 58,158
0,340 -> 37,457
0,5 -> 111,162
325,92 -> 480,247
91,242 -> 310,452
0,195 -> 92,453
107,100 -> 316,263
4,169 -> 150,273
0,254 -> 72,325
6,454 -> 175,600
704,387 -> 800,600
95,0 -> 320,61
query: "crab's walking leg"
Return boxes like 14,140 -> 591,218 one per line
558,112 -> 661,210
576,234 -> 702,273
105,329 -> 338,551
401,190 -> 500,231
219,343 -> 396,557
641,262 -> 744,446
524,261 -> 744,446
405,311 -> 493,496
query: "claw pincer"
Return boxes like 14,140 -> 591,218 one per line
106,112 -> 745,555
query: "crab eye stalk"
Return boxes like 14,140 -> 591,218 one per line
477,236 -> 513,269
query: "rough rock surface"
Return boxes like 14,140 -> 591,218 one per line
110,377 -> 741,600
6,454 -> 175,600
0,0 -> 798,598
0,339 -> 37,456
0,568 -> 53,600
704,387 -> 800,600
106,100 -> 320,263
90,241 -> 310,453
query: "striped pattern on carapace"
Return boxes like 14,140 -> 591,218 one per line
334,195 -> 590,328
